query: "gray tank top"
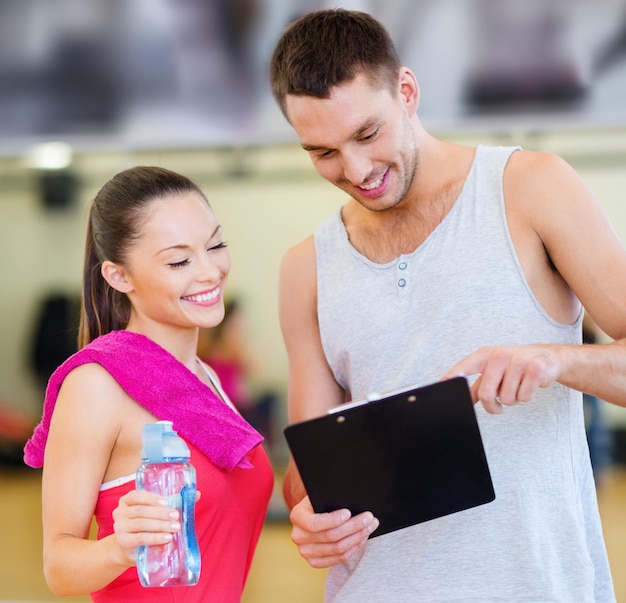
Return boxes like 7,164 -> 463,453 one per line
314,145 -> 614,602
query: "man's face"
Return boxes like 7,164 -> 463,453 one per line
284,72 -> 418,212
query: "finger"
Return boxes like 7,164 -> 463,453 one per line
497,356 -> 527,405
293,509 -> 377,545
119,489 -> 167,506
114,509 -> 181,552
117,526 -> 177,550
297,519 -> 379,568
290,497 -> 350,534
115,512 -> 181,534
323,511 -> 379,543
113,490 -> 181,543
115,510 -> 179,551
475,349 -> 507,395
114,500 -> 179,526
441,360 -> 475,383
471,376 -> 503,415
516,361 -> 545,402
441,348 -> 491,383
119,488 -> 179,515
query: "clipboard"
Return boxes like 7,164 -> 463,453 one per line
283,376 -> 495,538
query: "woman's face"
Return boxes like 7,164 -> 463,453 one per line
117,190 -> 231,336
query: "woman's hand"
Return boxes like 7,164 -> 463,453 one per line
112,489 -> 181,565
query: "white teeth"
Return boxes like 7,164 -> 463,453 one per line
184,288 -> 220,303
360,176 -> 384,191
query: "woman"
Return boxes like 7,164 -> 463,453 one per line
24,166 -> 273,602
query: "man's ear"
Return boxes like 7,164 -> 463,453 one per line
398,67 -> 419,114
101,261 -> 133,293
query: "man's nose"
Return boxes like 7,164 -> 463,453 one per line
341,152 -> 372,186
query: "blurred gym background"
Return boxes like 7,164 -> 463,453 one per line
2,1 -> 626,601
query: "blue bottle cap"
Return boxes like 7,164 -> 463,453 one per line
140,420 -> 190,462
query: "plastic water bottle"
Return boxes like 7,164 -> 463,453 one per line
136,421 -> 201,587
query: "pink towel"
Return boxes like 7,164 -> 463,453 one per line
23,330 -> 263,471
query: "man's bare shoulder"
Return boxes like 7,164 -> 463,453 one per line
281,235 -> 316,275
279,235 -> 317,313
504,148 -> 591,215
506,148 -> 578,188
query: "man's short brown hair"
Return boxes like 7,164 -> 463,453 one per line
269,9 -> 401,119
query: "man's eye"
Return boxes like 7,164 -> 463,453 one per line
316,150 -> 335,160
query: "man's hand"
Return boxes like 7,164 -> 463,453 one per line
289,496 -> 379,568
442,344 -> 561,414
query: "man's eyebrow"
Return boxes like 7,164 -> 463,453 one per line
301,119 -> 380,152
351,119 -> 379,140
301,142 -> 328,152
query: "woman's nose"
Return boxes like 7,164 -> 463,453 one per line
197,254 -> 221,281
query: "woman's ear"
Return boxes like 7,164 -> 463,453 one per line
101,261 -> 133,293
398,67 -> 419,115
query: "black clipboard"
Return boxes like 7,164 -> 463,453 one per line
283,376 -> 495,538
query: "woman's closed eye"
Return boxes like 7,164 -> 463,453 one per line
167,242 -> 227,268
168,258 -> 190,269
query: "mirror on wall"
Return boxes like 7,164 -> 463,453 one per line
3,0 -> 626,157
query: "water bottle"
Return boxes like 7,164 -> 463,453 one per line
136,421 -> 201,587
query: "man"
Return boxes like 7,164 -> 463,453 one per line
270,8 -> 626,602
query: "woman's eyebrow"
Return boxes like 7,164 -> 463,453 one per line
156,225 -> 222,256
